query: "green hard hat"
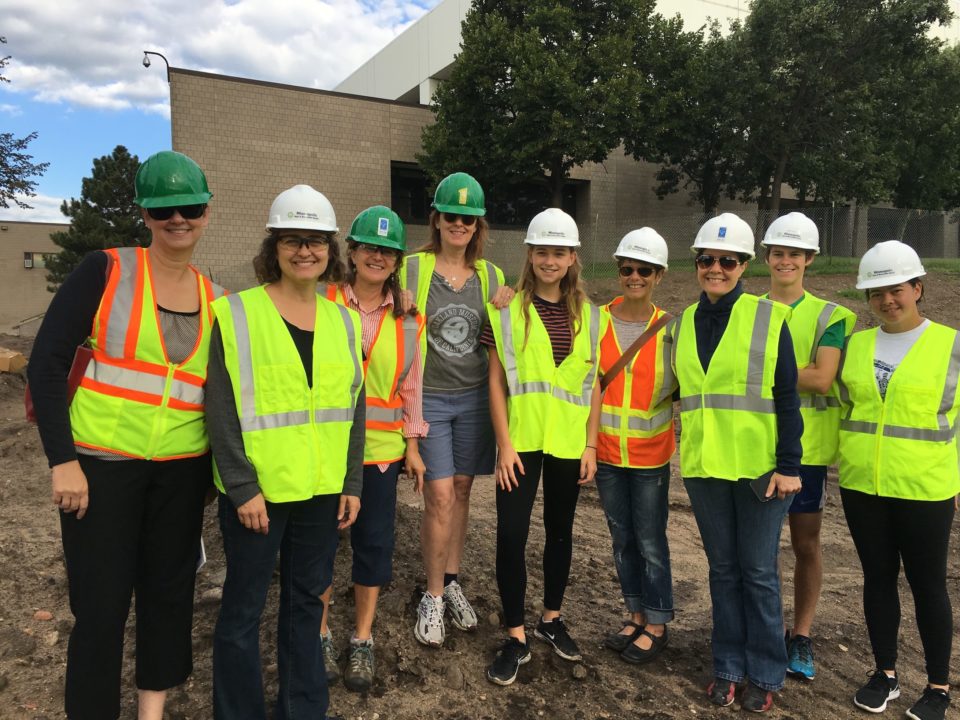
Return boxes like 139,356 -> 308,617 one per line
347,205 -> 407,252
135,151 -> 213,208
431,172 -> 486,216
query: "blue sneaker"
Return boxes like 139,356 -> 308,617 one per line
787,634 -> 816,680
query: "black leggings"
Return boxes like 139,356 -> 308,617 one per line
840,487 -> 955,685
495,451 -> 581,629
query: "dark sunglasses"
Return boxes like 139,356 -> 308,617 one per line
355,242 -> 401,258
695,254 -> 741,271
442,212 -> 477,226
618,265 -> 657,278
277,235 -> 330,251
146,204 -> 207,221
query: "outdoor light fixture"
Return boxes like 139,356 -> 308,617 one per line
142,51 -> 170,82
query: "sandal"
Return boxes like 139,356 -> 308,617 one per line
604,620 -> 643,652
621,626 -> 669,664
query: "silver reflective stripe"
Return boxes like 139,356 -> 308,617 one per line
799,395 -> 840,408
938,333 -> 960,422
406,255 -> 420,299
334,303 -> 363,397
668,312 -> 683,381
484,261 -> 500,302
86,362 -> 204,405
628,407 -> 674,431
575,304 -> 601,404
499,306 -> 521,396
367,406 -> 403,423
210,281 -> 227,300
653,312 -> 676,406
241,411 -> 310,432
105,248 -> 139,357
226,294 -> 257,420
747,300 -> 773,396
396,315 -> 420,387
680,394 -> 776,413
841,419 -> 956,442
315,408 -> 357,423
811,303 -> 838,364
518,381 -> 552,394
600,411 -> 621,429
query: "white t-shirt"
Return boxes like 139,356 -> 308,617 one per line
873,319 -> 930,399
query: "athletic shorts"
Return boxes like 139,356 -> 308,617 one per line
420,384 -> 495,481
789,465 -> 827,514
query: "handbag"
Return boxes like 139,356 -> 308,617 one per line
599,311 -> 674,393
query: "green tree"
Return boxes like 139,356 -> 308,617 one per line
45,146 -> 149,289
0,36 -> 49,209
419,0 -> 664,210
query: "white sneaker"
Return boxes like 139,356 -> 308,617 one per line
414,592 -> 445,647
443,580 -> 478,631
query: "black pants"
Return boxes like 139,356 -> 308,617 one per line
840,487 -> 955,685
496,451 -> 581,629
60,454 -> 211,719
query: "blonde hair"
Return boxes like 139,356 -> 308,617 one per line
515,247 -> 587,348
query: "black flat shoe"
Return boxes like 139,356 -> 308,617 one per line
604,620 -> 643,652
621,626 -> 669,664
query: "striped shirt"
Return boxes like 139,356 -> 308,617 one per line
480,294 -> 573,366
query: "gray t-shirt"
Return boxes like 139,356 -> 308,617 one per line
423,272 -> 489,391
611,314 -> 648,350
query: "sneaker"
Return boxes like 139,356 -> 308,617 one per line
486,638 -> 531,686
443,580 -> 478,631
343,641 -> 375,693
853,670 -> 900,713
533,616 -> 582,661
413,592 -> 445,647
905,687 -> 951,720
741,682 -> 774,713
706,678 -> 736,707
320,631 -> 340,685
787,634 -> 816,680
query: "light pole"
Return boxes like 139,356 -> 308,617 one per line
142,51 -> 170,82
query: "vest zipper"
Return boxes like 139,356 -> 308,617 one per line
146,363 -> 176,459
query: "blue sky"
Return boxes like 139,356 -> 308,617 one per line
0,0 -> 440,223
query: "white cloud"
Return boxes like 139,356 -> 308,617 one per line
0,103 -> 23,116
0,0 -> 435,113
0,194 -> 69,223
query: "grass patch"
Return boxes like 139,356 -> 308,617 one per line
836,288 -> 863,301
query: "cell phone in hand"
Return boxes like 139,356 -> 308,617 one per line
750,470 -> 776,503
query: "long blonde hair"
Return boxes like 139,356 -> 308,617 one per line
515,247 -> 587,348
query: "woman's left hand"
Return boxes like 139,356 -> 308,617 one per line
578,447 -> 597,485
490,286 -> 516,310
399,288 -> 416,314
766,472 -> 802,500
338,494 -> 361,529
405,449 -> 426,495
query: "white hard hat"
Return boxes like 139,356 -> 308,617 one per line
761,212 -> 820,253
856,240 -> 926,290
266,184 -> 338,232
524,208 -> 580,247
614,228 -> 668,268
691,213 -> 756,259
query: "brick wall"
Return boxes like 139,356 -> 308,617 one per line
0,221 -> 65,332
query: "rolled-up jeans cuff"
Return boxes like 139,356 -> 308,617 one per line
624,596 -> 674,624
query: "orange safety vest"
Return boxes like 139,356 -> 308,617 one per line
69,247 -> 225,459
326,284 -> 424,463
597,300 -> 676,468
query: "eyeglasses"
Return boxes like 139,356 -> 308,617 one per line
618,265 -> 657,278
355,243 -> 401,259
277,235 -> 330,251
695,254 -> 741,271
441,212 -> 477,226
146,204 -> 207,221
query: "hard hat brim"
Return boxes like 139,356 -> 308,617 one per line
759,238 -> 820,254
432,202 -> 486,216
855,270 -> 926,290
613,252 -> 667,269
347,234 -> 406,252
137,191 -> 213,209
524,238 -> 580,247
691,243 -> 755,260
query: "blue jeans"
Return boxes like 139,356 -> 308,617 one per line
684,477 -> 791,691
595,462 -> 674,624
213,493 -> 339,720
420,385 -> 495,480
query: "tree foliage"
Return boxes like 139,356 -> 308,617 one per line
0,36 -> 49,209
46,146 -> 149,289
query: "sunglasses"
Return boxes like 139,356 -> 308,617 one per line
277,235 -> 330,251
695,254 -> 741,271
355,243 -> 401,259
618,265 -> 657,278
441,212 -> 477,226
146,204 -> 207,221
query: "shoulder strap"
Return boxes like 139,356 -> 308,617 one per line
600,311 -> 674,393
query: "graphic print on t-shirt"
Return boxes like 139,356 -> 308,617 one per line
874,358 -> 896,399
429,303 -> 482,357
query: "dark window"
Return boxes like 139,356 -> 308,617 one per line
391,162 -> 431,225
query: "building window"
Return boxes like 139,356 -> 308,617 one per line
23,251 -> 50,269
391,162 -> 432,226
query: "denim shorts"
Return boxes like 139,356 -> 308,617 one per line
788,465 -> 827,514
420,384 -> 495,481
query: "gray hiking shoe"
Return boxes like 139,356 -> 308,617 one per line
343,641 -> 375,693
320,631 -> 340,685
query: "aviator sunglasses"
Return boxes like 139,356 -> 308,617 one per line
441,212 -> 477,226
146,204 -> 207,221
618,265 -> 657,278
695,254 -> 741,271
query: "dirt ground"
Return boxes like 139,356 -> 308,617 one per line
0,268 -> 957,720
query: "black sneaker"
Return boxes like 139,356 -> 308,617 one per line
706,678 -> 736,707
853,670 -> 900,713
486,638 -> 531,686
906,687 -> 951,720
741,682 -> 773,713
534,616 -> 582,661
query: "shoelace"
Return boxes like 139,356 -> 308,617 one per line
420,596 -> 444,625
865,670 -> 895,692
349,645 -> 373,673
795,639 -> 813,665
446,585 -> 471,613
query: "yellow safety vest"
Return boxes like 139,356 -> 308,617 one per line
212,287 -> 363,502
837,323 -> 960,501
399,251 -> 505,360
327,284 -> 424,464
672,294 -> 791,480
70,247 -> 225,459
487,296 -> 604,459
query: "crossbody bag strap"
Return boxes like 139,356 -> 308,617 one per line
599,311 -> 674,393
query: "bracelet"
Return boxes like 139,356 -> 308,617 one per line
585,445 -> 597,450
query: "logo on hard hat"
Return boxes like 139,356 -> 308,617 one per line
458,188 -> 468,205
377,218 -> 390,236
718,227 -> 727,238
871,268 -> 895,277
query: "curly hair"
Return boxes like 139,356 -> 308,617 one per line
342,240 -> 410,318
252,230 -> 346,285
417,209 -> 489,268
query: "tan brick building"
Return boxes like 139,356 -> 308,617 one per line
0,221 -> 65,333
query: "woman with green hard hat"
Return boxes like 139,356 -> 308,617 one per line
398,172 -> 513,647
318,206 -> 427,692
27,150 -> 224,720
